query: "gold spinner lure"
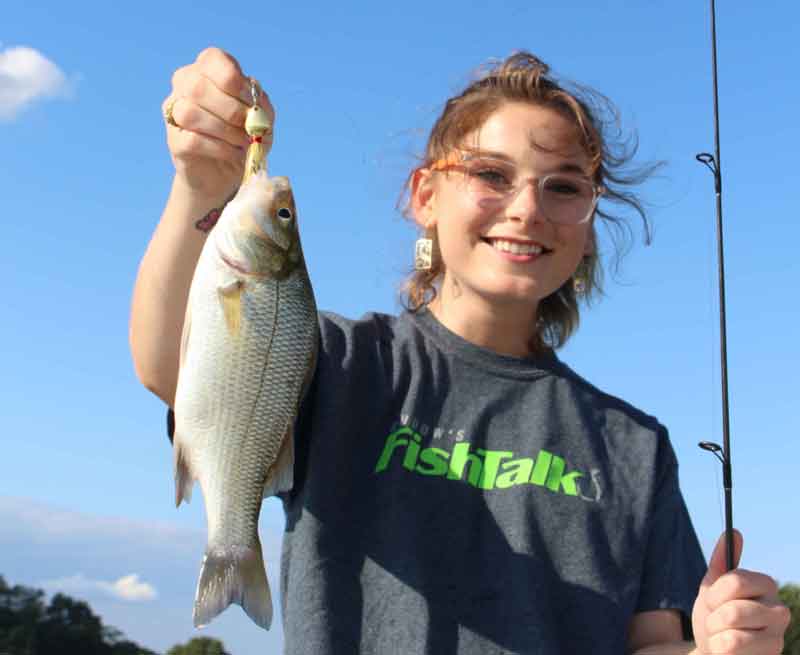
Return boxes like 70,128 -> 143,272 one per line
243,78 -> 272,182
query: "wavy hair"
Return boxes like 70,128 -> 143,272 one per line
399,51 -> 659,350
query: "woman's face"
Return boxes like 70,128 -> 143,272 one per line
414,101 -> 595,316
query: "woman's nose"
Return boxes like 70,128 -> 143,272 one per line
504,180 -> 546,224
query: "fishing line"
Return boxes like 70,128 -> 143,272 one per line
696,0 -> 735,572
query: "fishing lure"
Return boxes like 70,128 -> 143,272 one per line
243,77 -> 272,182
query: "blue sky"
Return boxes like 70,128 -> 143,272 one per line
2,1 -> 799,653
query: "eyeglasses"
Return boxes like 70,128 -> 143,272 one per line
430,151 -> 604,226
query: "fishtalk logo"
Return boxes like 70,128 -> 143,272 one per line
374,426 -> 600,500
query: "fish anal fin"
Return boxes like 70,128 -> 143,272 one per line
262,428 -> 295,498
174,438 -> 194,507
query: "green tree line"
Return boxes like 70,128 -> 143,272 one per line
781,584 -> 800,655
0,575 -> 229,655
2,572 -> 798,653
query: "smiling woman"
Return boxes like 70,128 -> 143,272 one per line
129,47 -> 790,655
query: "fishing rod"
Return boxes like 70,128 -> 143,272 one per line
695,0 -> 735,572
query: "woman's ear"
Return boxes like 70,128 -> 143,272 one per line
410,168 -> 437,229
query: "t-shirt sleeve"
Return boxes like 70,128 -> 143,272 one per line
636,431 -> 707,638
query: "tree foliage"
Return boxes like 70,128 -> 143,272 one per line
165,637 -> 231,655
781,583 -> 800,655
0,574 -> 159,655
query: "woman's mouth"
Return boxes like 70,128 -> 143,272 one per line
481,238 -> 552,258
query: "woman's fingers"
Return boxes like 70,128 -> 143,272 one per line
176,66 -> 249,125
167,125 -> 246,168
705,598 -> 792,635
166,48 -> 275,150
703,570 -> 781,612
164,92 -> 250,149
193,47 -> 275,126
161,46 -> 273,195
195,47 -> 250,102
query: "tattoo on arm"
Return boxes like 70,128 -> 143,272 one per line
194,207 -> 222,233
194,190 -> 239,233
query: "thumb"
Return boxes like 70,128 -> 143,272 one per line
701,529 -> 744,589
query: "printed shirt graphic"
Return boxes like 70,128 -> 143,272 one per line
374,424 -> 601,501
279,310 -> 706,655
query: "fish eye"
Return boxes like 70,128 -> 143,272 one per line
277,207 -> 293,223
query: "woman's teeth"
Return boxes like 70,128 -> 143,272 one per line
489,239 -> 544,255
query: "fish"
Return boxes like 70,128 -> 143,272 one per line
172,169 -> 318,630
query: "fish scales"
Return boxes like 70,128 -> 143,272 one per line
173,173 -> 318,631
203,275 -> 315,543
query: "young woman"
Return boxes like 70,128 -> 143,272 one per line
129,47 -> 789,654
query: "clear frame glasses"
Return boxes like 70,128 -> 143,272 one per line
430,151 -> 605,226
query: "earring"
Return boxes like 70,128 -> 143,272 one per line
414,237 -> 433,271
573,257 -> 589,295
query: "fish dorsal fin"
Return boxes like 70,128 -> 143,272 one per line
217,272 -> 244,336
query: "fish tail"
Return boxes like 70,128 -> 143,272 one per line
193,541 -> 273,630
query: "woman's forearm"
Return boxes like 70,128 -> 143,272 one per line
129,176 -> 230,406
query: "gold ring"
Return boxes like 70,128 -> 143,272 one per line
164,97 -> 179,127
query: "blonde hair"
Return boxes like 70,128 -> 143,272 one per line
400,52 -> 657,350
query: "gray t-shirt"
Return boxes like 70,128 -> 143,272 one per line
278,309 -> 707,654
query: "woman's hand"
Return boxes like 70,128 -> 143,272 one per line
162,47 -> 275,201
692,530 -> 790,654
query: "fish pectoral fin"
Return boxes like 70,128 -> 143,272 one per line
217,267 -> 242,294
217,280 -> 244,336
262,429 -> 295,498
173,438 -> 194,506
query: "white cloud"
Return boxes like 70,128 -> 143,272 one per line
0,45 -> 72,120
40,572 -> 158,602
1,497 -> 287,655
103,574 -> 158,601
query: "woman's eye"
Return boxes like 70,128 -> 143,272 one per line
545,179 -> 581,196
473,168 -> 511,188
